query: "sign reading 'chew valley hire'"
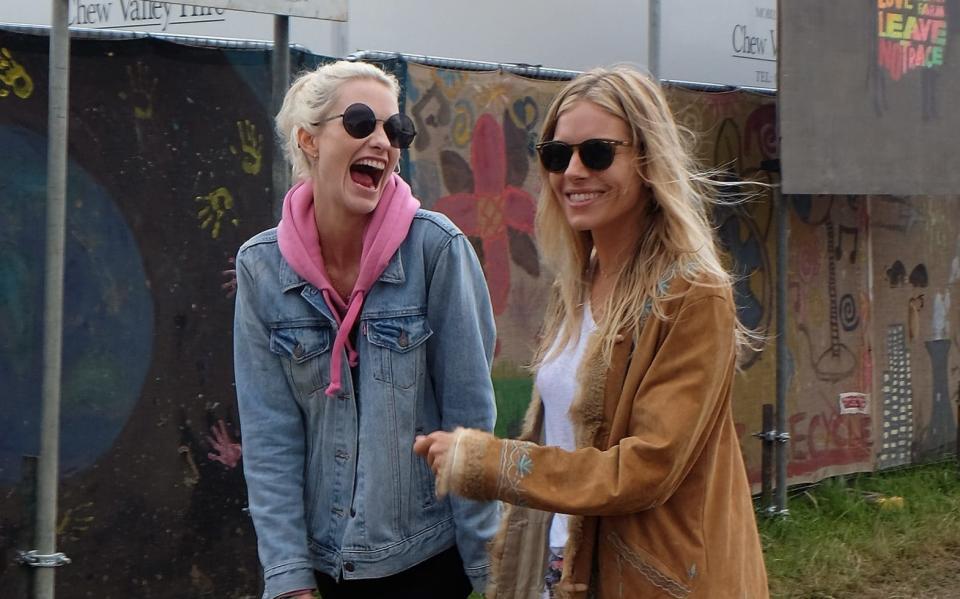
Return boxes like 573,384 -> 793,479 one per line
186,0 -> 347,19
67,0 -> 346,31
70,0 -> 348,22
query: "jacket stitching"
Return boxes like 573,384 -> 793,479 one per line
608,532 -> 691,598
496,440 -> 535,506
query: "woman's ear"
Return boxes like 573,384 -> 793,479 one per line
297,127 -> 318,159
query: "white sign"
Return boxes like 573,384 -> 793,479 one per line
63,0 -> 344,33
838,393 -> 870,416
66,1 -> 344,30
69,2 -> 228,31
661,0 -> 777,88
183,0 -> 346,20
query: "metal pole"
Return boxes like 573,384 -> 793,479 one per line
648,0 -> 661,79
760,404 -> 774,513
775,186 -> 790,515
15,457 -> 39,598
773,0 -> 789,516
36,1 -> 70,596
271,15 -> 291,220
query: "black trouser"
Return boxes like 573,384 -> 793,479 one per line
315,545 -> 473,599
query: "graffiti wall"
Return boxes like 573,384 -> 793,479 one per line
403,63 -> 959,489
870,195 -> 960,464
0,30 -> 286,598
1,28 -> 958,598
403,64 -> 565,436
782,195 -> 874,483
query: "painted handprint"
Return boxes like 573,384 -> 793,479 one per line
195,186 -> 239,239
0,47 -> 34,99
205,419 -> 242,469
56,501 -> 95,542
118,62 -> 157,120
229,119 -> 263,175
178,444 -> 201,487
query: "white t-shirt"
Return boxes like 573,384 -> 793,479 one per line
534,304 -> 597,551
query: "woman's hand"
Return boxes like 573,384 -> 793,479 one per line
413,431 -> 456,474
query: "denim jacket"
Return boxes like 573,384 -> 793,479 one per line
234,210 -> 500,599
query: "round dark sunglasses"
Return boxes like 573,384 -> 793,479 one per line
535,138 -> 630,173
319,102 -> 417,149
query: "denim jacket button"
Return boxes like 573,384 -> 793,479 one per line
397,332 -> 409,348
293,343 -> 305,358
343,562 -> 355,572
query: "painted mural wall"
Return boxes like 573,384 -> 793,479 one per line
780,195 -> 874,484
870,196 -> 960,464
402,66 -> 563,437
1,31 -> 958,598
0,30 -> 290,598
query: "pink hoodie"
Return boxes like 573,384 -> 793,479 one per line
277,174 -> 420,397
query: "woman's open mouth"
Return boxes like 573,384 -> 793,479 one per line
350,158 -> 386,190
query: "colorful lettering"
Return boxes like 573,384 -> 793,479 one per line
877,0 -> 949,79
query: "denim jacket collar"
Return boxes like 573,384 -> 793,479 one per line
278,249 -> 406,293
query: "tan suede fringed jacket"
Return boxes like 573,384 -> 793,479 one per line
438,277 -> 769,598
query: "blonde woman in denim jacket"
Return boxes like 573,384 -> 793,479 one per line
234,61 -> 499,599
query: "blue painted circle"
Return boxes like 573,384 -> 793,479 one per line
0,126 -> 154,484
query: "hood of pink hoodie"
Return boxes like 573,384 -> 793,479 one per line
277,174 -> 420,397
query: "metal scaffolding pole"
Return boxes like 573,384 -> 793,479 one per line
271,15 -> 291,219
648,0 -> 661,79
775,186 -> 790,516
35,0 -> 71,596
773,0 -> 789,516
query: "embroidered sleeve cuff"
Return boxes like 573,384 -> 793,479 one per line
437,427 -> 496,500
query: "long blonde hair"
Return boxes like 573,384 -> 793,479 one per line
533,65 -> 754,367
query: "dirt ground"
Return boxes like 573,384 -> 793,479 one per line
855,545 -> 960,599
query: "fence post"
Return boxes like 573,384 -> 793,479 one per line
761,404 -> 774,512
754,403 -> 776,516
271,15 -> 291,221
13,456 -> 39,599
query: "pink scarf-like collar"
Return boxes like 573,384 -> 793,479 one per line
277,174 -> 420,397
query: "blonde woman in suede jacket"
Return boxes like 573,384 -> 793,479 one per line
415,66 -> 769,599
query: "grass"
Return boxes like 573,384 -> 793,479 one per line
492,377 -> 533,438
760,459 -> 960,598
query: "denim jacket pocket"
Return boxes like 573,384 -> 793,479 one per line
366,314 -> 432,390
413,427 -> 437,509
269,322 -> 332,398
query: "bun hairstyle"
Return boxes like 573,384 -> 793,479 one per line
275,61 -> 400,182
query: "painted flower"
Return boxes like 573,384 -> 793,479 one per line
434,113 -> 539,314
